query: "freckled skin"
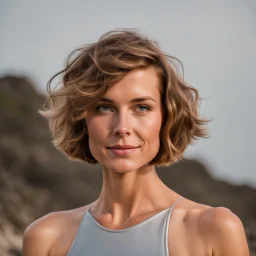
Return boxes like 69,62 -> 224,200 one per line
85,67 -> 162,174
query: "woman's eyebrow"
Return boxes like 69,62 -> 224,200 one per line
99,96 -> 156,103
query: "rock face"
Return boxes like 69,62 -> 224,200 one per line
0,75 -> 255,255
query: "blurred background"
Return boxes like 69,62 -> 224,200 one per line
0,1 -> 255,255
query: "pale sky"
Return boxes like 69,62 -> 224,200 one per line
0,0 -> 255,187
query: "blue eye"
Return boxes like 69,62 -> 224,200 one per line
95,105 -> 150,113
95,105 -> 111,112
137,105 -> 150,112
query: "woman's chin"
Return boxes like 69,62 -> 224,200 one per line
102,161 -> 141,174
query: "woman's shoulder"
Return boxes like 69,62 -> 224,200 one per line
175,198 -> 249,255
175,198 -> 242,229
196,204 -> 249,255
23,203 -> 94,256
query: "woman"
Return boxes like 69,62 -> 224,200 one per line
23,29 -> 250,255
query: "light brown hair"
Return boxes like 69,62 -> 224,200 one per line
39,28 -> 211,167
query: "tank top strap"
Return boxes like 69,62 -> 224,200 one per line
170,195 -> 184,210
164,196 -> 184,256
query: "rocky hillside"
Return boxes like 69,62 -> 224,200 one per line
0,75 -> 255,255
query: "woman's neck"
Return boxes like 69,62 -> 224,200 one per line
90,165 -> 178,222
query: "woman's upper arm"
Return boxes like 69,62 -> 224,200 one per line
23,213 -> 59,256
204,207 -> 250,256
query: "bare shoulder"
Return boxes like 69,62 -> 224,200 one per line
168,198 -> 250,256
167,198 -> 213,255
198,206 -> 250,256
23,203 -> 94,256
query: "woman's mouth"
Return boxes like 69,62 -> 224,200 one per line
107,147 -> 140,156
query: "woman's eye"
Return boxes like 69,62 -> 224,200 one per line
95,105 -> 150,113
137,105 -> 150,112
95,105 -> 111,112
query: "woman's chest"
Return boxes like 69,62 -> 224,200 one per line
50,207 -> 212,256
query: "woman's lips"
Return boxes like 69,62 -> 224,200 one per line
108,147 -> 140,156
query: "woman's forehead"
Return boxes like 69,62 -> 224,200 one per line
102,68 -> 161,102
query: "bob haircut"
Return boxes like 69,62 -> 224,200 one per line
39,28 -> 211,167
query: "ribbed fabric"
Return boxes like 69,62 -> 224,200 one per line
67,196 -> 183,256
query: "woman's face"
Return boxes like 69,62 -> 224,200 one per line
85,66 -> 162,173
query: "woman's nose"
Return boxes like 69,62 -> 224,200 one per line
113,112 -> 132,136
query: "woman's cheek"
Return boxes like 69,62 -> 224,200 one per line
140,114 -> 161,133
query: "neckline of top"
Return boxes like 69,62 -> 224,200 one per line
85,196 -> 183,233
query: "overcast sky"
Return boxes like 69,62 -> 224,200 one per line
1,0 -> 255,187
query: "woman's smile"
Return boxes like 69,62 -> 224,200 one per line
107,147 -> 140,156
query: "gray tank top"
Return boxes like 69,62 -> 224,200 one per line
67,196 -> 183,256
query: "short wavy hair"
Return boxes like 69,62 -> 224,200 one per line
39,28 -> 211,167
